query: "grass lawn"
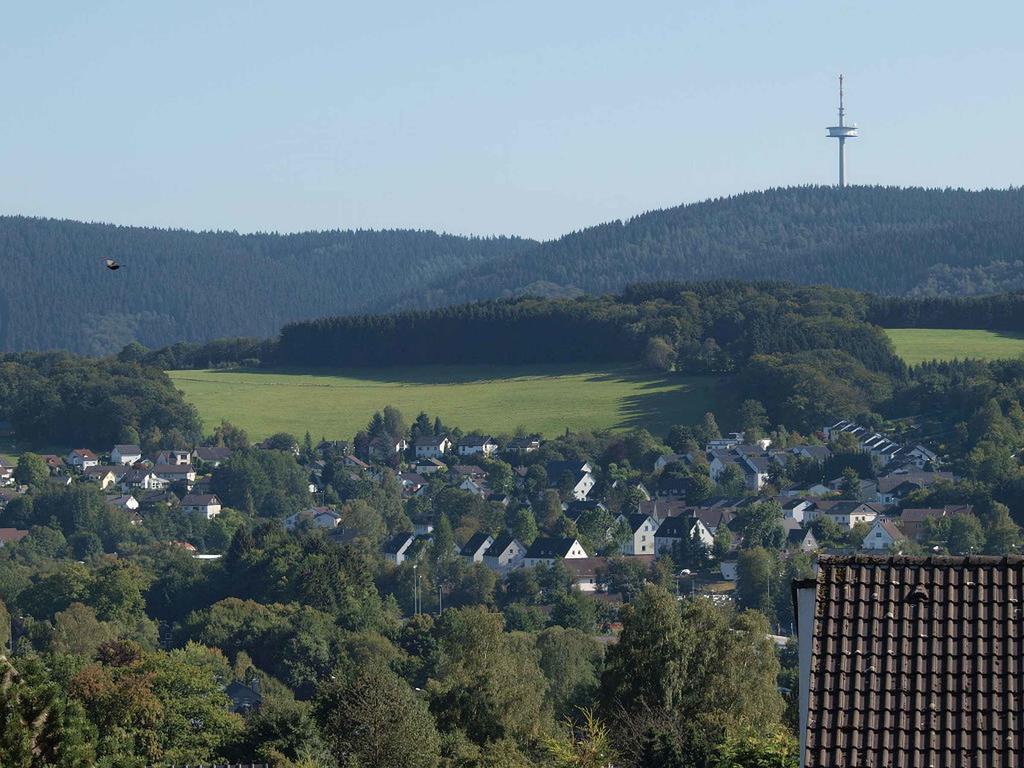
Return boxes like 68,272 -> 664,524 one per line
169,364 -> 724,441
885,328 -> 1024,366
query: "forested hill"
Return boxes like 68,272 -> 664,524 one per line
6,185 -> 1024,354
0,217 -> 533,354
388,185 -> 1024,310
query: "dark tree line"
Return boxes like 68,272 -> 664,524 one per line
273,282 -> 903,375
868,291 -> 1024,331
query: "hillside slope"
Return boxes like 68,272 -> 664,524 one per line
391,185 -> 1024,309
0,218 -> 532,354
5,185 -> 1024,353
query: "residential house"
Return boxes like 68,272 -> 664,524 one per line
825,475 -> 878,501
225,680 -> 263,714
316,440 -> 350,456
111,444 -> 142,465
450,464 -> 487,481
708,450 -> 770,491
181,494 -> 222,519
40,455 -> 65,473
654,453 -> 690,472
562,557 -> 608,592
414,457 -> 446,475
860,433 -> 902,465
565,499 -> 605,523
482,535 -> 525,572
654,515 -> 711,557
652,474 -> 691,499
688,505 -> 737,536
900,505 -> 974,542
706,433 -> 745,451
83,466 -> 122,490
284,507 -> 341,531
782,518 -> 818,552
545,461 -> 596,501
458,435 -> 499,457
786,445 -> 832,464
154,449 -> 191,466
397,472 -> 429,497
861,518 -> 905,551
194,446 -> 233,467
782,498 -> 815,523
523,537 -> 589,568
505,437 -> 541,454
459,532 -> 494,563
458,476 -> 489,497
617,513 -> 658,556
151,464 -> 197,487
0,457 -> 14,486
793,554 -> 1023,768
105,494 -> 139,512
719,561 -> 739,580
67,449 -> 99,470
638,497 -> 688,521
340,454 -> 370,471
0,489 -> 21,510
0,528 -> 29,547
780,482 -> 831,498
806,500 -> 885,529
368,436 -> 408,461
874,468 -> 955,504
414,435 -> 451,459
823,420 -> 939,470
823,419 -> 864,441
904,444 -> 939,468
121,469 -> 169,491
382,532 -> 416,564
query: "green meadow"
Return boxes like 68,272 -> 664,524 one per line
885,328 -> 1024,366
169,365 -> 723,441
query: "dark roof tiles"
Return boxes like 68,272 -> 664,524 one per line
803,554 -> 1024,768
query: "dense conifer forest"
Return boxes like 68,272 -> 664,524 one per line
394,185 -> 1024,310
0,218 -> 532,354
4,185 -> 1024,353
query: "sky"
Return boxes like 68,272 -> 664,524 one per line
1,1 -> 1022,240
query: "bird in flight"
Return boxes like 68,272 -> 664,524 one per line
104,258 -> 122,271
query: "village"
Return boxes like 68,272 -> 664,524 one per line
0,412 -> 975,609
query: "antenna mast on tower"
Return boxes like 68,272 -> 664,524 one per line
826,74 -> 858,187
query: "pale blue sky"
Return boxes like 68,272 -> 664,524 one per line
1,2 -> 1021,239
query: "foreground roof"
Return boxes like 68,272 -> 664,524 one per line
802,554 -> 1024,768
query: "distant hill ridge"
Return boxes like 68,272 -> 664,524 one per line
390,185 -> 1024,310
3,184 -> 1024,353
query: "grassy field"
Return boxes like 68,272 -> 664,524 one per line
885,328 -> 1024,366
169,365 -> 723,441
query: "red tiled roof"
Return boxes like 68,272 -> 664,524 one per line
0,528 -> 29,543
802,554 -> 1024,768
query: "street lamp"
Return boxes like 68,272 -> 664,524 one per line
677,569 -> 695,598
412,563 -> 420,616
